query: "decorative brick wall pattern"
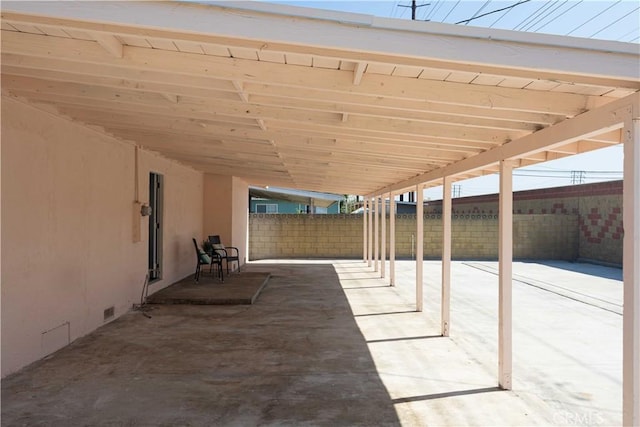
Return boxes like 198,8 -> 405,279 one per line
577,196 -> 623,264
423,181 -> 622,264
249,214 -> 578,261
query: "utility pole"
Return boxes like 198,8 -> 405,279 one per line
571,170 -> 586,185
452,185 -> 462,198
398,0 -> 430,20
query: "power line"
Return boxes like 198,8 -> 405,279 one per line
425,0 -> 444,21
390,1 -> 400,18
513,0 -> 550,31
521,0 -> 560,32
461,0 -> 492,25
523,0 -> 566,32
488,0 -> 519,28
532,0 -> 582,32
441,0 -> 462,22
512,173 -> 621,179
456,0 -> 531,25
566,0 -> 621,36
589,5 -> 640,38
616,27 -> 640,41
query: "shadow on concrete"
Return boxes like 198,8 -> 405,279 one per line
342,284 -> 393,288
391,386 -> 502,404
1,262 -> 401,426
367,335 -> 443,344
354,310 -> 416,317
531,259 -> 622,281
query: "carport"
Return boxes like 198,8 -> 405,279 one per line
1,1 -> 638,424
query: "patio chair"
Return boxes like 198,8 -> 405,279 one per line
208,235 -> 240,274
192,238 -> 223,282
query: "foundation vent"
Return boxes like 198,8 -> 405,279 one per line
103,306 -> 115,322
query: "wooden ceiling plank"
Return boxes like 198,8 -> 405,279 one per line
200,43 -> 231,57
264,118 -> 514,145
173,40 -> 204,54
3,64 -> 558,130
229,46 -> 259,60
61,105 -> 492,154
147,37 -> 178,51
246,94 -> 543,131
116,34 -> 151,47
312,56 -> 340,69
7,77 -> 525,144
242,83 -> 565,125
257,50 -> 286,64
1,53 -> 239,93
353,62 -> 367,85
1,31 -> 604,116
0,66 -> 238,104
1,52 -> 566,126
232,80 -> 249,103
7,22 -> 45,35
8,91 -> 260,127
445,71 -> 477,84
94,34 -> 123,58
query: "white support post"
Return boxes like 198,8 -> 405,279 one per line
416,185 -> 424,312
623,114 -> 640,427
498,160 -> 513,390
363,198 -> 368,263
389,192 -> 396,287
368,197 -> 373,268
381,195 -> 386,278
442,176 -> 452,337
374,196 -> 379,272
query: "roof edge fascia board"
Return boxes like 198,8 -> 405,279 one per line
2,1 -> 638,83
204,0 -> 639,56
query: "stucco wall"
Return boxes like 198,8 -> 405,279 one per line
203,173 -> 232,244
249,214 -> 578,260
1,98 -> 203,377
231,176 -> 249,265
202,174 -> 248,268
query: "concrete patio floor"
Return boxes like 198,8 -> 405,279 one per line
146,271 -> 271,305
1,259 -> 622,426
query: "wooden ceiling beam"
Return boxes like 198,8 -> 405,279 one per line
3,71 -> 543,132
1,30 -> 602,115
1,64 -> 565,126
3,76 -> 527,142
243,84 -> 567,125
48,105 -> 494,153
93,34 -> 123,58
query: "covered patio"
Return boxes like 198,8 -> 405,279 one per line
1,260 -> 623,425
1,1 -> 638,424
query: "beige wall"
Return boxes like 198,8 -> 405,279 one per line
249,213 -> 578,260
203,174 -> 248,269
203,173 -> 232,245
1,97 -> 203,377
231,177 -> 249,265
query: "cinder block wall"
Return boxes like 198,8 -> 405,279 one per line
425,181 -> 622,264
249,214 -> 578,260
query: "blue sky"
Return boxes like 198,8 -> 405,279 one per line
266,0 -> 635,197
271,1 -> 640,42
